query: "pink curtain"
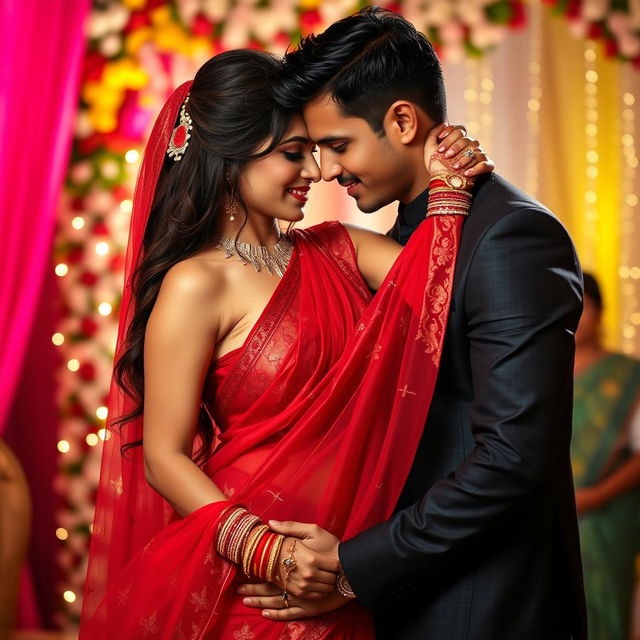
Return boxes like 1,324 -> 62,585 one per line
0,0 -> 89,435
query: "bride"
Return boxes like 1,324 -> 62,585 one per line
79,49 -> 492,639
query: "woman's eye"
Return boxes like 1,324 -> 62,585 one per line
283,151 -> 304,161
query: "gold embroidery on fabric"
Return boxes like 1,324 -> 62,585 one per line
139,610 -> 159,637
223,483 -> 236,499
110,477 -> 123,495
267,489 -> 285,502
398,384 -> 417,398
116,585 -> 130,606
416,217 -> 458,365
189,586 -> 209,613
284,620 -> 331,639
233,623 -> 256,640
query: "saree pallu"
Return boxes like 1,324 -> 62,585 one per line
80,215 -> 464,639
571,353 -> 640,640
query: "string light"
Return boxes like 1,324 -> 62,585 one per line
96,406 -> 108,420
464,57 -> 480,139
63,591 -> 76,604
57,440 -> 70,454
67,359 -> 80,372
51,333 -> 65,346
120,199 -> 133,213
582,40 -> 599,268
86,433 -> 100,447
477,55 -> 494,158
620,64 -> 638,354
95,241 -> 109,255
526,0 -> 542,197
98,428 -> 110,441
56,528 -> 69,541
55,263 -> 69,277
71,216 -> 85,230
98,302 -> 112,316
124,149 -> 140,163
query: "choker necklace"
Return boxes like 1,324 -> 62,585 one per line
214,234 -> 294,277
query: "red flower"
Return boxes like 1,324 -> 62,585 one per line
604,38 -> 618,58
81,317 -> 99,337
588,23 -> 603,39
509,1 -> 527,29
566,0 -> 580,19
71,197 -> 85,212
109,254 -> 125,272
112,185 -> 131,201
192,14 -> 213,37
80,271 -> 98,286
92,221 -> 110,236
301,10 -> 321,35
67,246 -> 84,265
78,362 -> 96,381
386,3 -> 401,14
125,11 -> 152,33
69,401 -> 85,418
83,53 -> 106,83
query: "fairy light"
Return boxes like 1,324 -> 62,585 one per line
98,302 -> 112,316
477,55 -> 494,158
464,57 -> 480,139
95,241 -> 109,256
583,40 -> 599,268
67,359 -> 80,372
125,149 -> 140,163
63,591 -> 76,604
55,263 -> 69,277
96,406 -> 108,420
526,0 -> 542,197
620,63 -> 638,355
57,440 -> 70,454
51,332 -> 64,346
86,433 -> 100,447
56,527 -> 69,541
120,199 -> 133,213
97,428 -> 110,441
71,216 -> 85,230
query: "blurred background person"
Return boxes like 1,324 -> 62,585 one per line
572,272 -> 640,640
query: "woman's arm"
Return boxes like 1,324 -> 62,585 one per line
142,259 -> 228,517
345,124 -> 493,291
576,453 -> 640,514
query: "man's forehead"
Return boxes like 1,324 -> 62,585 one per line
303,95 -> 362,141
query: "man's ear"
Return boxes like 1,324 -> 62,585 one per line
384,101 -> 419,145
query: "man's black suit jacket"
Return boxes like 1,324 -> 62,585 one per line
339,174 -> 588,640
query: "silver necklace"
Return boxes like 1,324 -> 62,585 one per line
214,234 -> 294,277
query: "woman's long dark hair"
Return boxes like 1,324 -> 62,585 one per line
114,50 -> 295,463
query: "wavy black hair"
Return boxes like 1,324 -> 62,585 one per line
114,50 -> 295,464
273,6 -> 447,134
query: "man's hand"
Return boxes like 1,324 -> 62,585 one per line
270,520 -> 340,599
238,582 -> 350,621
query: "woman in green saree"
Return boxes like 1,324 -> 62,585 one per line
572,273 -> 640,640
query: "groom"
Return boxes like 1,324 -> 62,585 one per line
242,8 -> 587,639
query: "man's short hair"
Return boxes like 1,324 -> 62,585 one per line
274,6 -> 447,134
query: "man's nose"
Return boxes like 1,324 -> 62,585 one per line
320,154 -> 342,182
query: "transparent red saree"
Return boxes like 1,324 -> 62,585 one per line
79,83 -> 465,639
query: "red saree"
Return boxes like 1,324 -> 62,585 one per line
79,83 -> 465,639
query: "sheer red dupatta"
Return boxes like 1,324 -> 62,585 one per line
80,82 -> 194,626
80,79 -> 466,638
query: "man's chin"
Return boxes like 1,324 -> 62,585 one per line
355,196 -> 389,214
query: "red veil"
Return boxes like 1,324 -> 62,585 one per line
80,80 -> 466,638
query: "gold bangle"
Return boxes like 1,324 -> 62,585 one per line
267,534 -> 285,583
336,571 -> 356,599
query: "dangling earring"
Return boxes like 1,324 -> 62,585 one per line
225,198 -> 238,222
224,168 -> 237,222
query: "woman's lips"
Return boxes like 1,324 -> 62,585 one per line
286,187 -> 309,203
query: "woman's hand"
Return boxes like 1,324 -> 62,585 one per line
239,582 -> 350,621
425,123 -> 494,179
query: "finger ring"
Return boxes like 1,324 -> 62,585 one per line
463,149 -> 476,159
282,590 -> 290,608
